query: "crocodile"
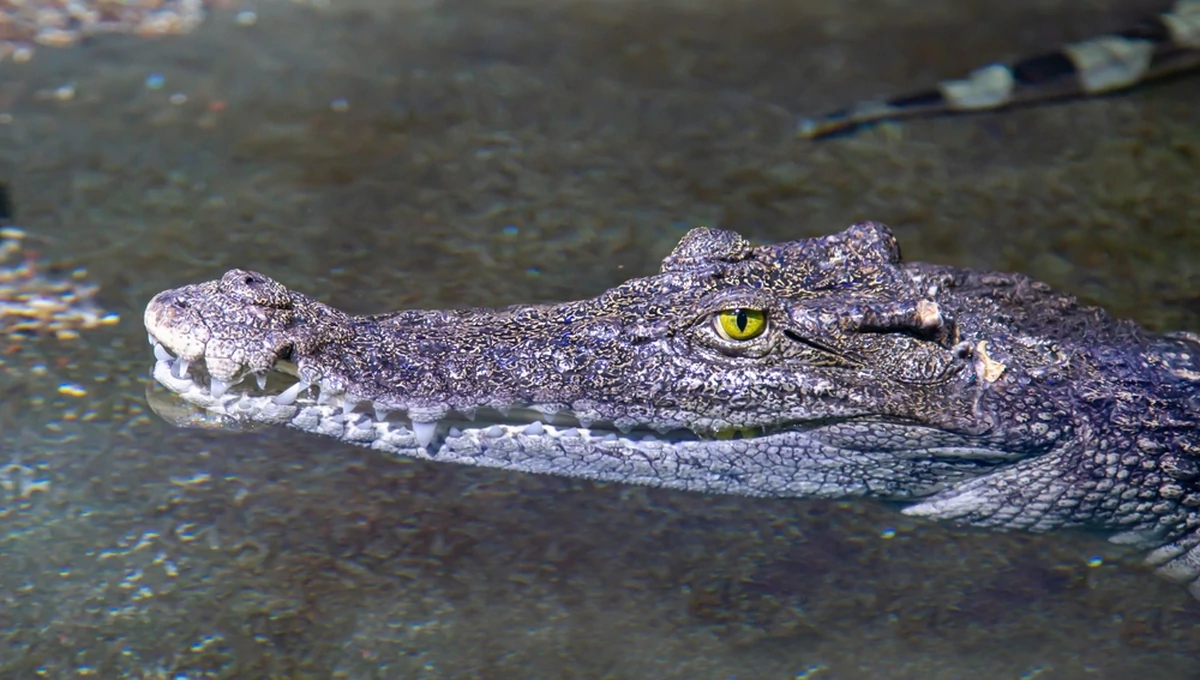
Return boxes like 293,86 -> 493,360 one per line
143,222 -> 1200,597
797,0 -> 1200,138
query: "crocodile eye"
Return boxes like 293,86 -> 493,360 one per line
714,308 -> 766,341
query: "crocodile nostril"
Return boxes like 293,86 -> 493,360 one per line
172,298 -> 190,310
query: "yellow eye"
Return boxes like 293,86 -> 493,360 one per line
715,308 -> 766,341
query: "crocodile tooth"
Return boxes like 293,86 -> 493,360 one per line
411,420 -> 437,448
523,421 -> 544,436
342,396 -> 359,416
171,359 -> 191,381
147,333 -> 156,346
210,377 -> 231,398
602,433 -> 619,442
460,407 -> 476,421
153,343 -> 172,362
316,389 -> 332,405
448,426 -> 462,437
560,428 -> 580,438
373,405 -> 391,421
484,425 -> 504,438
273,380 -> 310,406
255,373 -> 268,391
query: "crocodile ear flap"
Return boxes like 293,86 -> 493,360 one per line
837,299 -> 959,348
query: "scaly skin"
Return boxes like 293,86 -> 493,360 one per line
143,223 -> 1200,597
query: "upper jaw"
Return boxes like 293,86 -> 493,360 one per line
142,278 -> 834,444
144,330 -> 786,445
146,333 -> 719,448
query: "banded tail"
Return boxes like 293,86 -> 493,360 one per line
798,1 -> 1200,138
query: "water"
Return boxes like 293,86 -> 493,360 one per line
1,0 -> 1198,677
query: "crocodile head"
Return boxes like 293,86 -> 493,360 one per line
145,223 -> 1200,596
144,223 -> 1034,494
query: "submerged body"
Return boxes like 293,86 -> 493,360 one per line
144,223 -> 1200,597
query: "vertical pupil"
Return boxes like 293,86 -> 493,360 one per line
735,309 -> 748,331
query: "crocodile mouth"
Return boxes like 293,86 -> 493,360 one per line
146,333 -> 716,448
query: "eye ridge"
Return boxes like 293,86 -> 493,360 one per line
715,308 -> 766,341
